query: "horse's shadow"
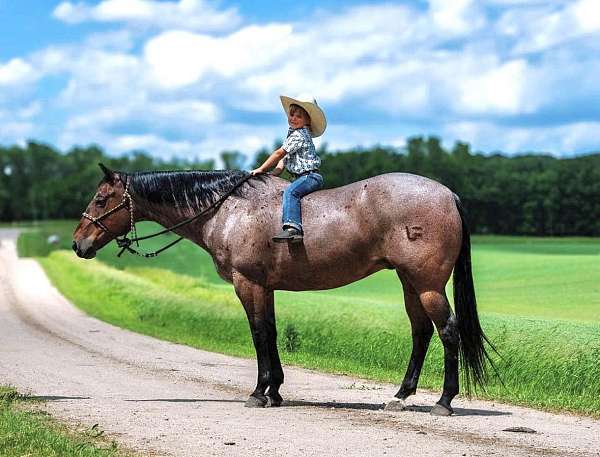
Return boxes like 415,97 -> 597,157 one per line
283,400 -> 510,416
401,404 -> 511,417
283,400 -> 385,411
122,398 -> 510,416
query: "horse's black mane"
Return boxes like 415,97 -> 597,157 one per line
124,169 -> 258,212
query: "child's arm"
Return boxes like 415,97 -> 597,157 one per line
251,147 -> 286,175
271,158 -> 285,176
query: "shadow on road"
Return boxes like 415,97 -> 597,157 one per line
121,398 -> 511,416
124,398 -> 244,403
284,400 -> 385,411
403,404 -> 511,416
28,395 -> 92,401
285,400 -> 511,416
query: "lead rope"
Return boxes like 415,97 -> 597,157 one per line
116,172 -> 256,258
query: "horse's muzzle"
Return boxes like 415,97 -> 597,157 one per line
72,238 -> 96,259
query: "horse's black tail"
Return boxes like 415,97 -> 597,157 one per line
452,194 -> 499,394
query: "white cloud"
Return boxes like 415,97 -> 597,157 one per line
53,0 -> 241,32
484,0 -> 567,5
57,121 -> 282,161
17,102 -> 42,119
0,0 -> 597,157
428,0 -> 486,35
457,59 -> 533,114
443,121 -> 600,154
65,99 -> 219,131
572,0 -> 600,33
0,121 -> 35,142
144,25 -> 293,89
0,58 -> 37,86
497,0 -> 600,55
112,133 -> 195,155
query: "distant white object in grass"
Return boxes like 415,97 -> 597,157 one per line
47,234 -> 60,245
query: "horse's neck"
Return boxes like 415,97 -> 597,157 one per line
132,197 -> 209,243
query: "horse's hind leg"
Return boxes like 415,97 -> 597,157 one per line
400,285 -> 434,398
419,290 -> 459,416
388,280 -> 433,410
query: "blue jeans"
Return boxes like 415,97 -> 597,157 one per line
282,172 -> 323,232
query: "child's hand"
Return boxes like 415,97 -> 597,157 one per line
250,168 -> 264,175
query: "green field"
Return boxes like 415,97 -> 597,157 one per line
17,221 -> 600,416
0,386 -> 125,456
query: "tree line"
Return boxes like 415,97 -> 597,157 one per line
1,138 -> 599,236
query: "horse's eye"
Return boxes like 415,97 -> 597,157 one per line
95,197 -> 107,208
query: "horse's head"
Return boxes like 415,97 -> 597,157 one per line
72,163 -> 132,259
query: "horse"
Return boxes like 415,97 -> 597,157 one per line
72,164 -> 494,416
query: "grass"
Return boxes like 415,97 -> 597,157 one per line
17,221 -> 600,416
26,220 -> 600,322
0,386 -> 126,457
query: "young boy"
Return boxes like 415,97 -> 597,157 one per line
251,95 -> 327,243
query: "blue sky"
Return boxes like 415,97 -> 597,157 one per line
1,0 -> 599,163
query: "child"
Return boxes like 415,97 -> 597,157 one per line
251,95 -> 327,243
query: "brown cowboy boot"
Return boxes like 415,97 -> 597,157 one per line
272,227 -> 303,243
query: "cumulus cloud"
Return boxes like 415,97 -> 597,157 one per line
0,121 -> 35,143
428,0 -> 486,35
64,99 -> 219,132
53,0 -> 241,32
497,0 -> 600,54
0,58 -> 37,86
57,121 -> 282,161
457,59 -> 533,114
1,0 -> 598,157
443,121 -> 600,155
144,25 -> 293,89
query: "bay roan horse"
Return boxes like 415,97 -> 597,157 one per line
73,164 -> 495,416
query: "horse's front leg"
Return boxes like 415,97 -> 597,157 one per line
232,271 -> 284,408
263,291 -> 284,406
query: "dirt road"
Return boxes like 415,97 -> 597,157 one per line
0,228 -> 598,456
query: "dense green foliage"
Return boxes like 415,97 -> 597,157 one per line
2,138 -> 600,235
0,387 -> 124,456
0,142 -> 214,222
19,224 -> 600,416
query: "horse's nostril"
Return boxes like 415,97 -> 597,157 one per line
72,241 -> 78,252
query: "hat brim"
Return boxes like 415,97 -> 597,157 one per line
280,96 -> 327,138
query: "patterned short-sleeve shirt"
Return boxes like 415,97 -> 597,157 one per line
282,127 -> 321,175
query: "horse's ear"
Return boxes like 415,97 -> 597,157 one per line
98,163 -> 114,183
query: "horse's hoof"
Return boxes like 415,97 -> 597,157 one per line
266,393 -> 283,407
245,395 -> 267,408
265,397 -> 283,408
430,403 -> 453,416
384,399 -> 406,412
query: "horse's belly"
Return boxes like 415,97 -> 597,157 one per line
268,249 -> 392,291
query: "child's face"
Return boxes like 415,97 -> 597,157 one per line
288,105 -> 310,130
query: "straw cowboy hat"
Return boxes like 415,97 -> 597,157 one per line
280,95 -> 327,138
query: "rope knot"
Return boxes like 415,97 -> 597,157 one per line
117,237 -> 132,249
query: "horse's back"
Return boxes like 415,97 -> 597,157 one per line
221,173 -> 462,291
303,172 -> 457,226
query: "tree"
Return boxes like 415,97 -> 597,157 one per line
220,150 -> 246,170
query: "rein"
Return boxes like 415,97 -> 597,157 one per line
83,172 -> 255,258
